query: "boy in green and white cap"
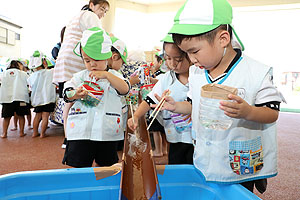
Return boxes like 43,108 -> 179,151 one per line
27,50 -> 56,138
156,0 -> 284,194
62,27 -> 130,168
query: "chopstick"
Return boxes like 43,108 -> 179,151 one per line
84,89 -> 103,94
147,91 -> 171,131
82,88 -> 102,102
149,90 -> 171,119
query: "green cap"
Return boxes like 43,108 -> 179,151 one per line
160,34 -> 174,43
74,27 -> 112,60
29,50 -> 43,69
110,36 -> 128,64
43,55 -> 55,67
169,0 -> 244,50
18,58 -> 29,67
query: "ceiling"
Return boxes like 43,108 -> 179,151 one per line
125,0 -> 300,7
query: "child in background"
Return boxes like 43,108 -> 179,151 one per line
128,34 -> 194,164
159,0 -> 284,193
18,59 -> 33,130
0,60 -> 30,138
151,52 -> 164,80
62,27 -> 129,168
108,35 -> 129,158
28,51 -> 56,138
148,51 -> 168,157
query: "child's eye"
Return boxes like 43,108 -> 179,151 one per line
192,50 -> 199,54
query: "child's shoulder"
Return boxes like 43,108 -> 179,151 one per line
241,54 -> 271,73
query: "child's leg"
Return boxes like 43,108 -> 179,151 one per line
161,132 -> 169,155
17,115 -> 26,137
10,113 -> 18,131
152,131 -> 163,156
32,112 -> 42,137
27,110 -> 32,129
1,117 -> 12,138
40,112 -> 50,138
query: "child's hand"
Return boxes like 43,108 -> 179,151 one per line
72,86 -> 88,100
153,90 -> 176,112
219,94 -> 252,120
128,116 -> 138,131
89,71 -> 108,80
129,75 -> 140,85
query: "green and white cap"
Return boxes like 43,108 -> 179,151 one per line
74,27 -> 112,60
110,36 -> 128,64
18,58 -> 29,67
29,50 -> 44,69
160,34 -> 174,43
169,0 -> 244,50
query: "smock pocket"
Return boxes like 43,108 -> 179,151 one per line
229,137 -> 264,175
170,113 -> 192,133
103,112 -> 122,135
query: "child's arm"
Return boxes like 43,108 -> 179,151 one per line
153,90 -> 192,115
219,94 -> 279,124
127,101 -> 151,131
89,71 -> 129,95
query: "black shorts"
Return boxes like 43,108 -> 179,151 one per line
146,118 -> 165,133
62,140 -> 119,168
169,142 -> 194,164
1,101 -> 30,118
241,178 -> 267,194
33,103 -> 55,113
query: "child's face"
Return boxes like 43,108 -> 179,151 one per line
164,43 -> 190,74
82,49 -> 107,71
178,33 -> 225,71
108,52 -> 123,71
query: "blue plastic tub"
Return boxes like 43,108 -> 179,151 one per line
0,165 -> 260,200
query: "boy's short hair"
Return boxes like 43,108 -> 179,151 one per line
172,25 -> 232,46
155,54 -> 163,63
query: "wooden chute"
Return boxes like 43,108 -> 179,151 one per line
119,115 -> 161,200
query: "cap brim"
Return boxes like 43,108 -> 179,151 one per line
169,23 -> 220,35
160,34 -> 174,43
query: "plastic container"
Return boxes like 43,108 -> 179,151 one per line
0,165 -> 261,200
199,84 -> 237,131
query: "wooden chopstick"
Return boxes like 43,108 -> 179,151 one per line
147,101 -> 165,131
149,90 -> 171,119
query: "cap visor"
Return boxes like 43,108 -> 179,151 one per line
168,24 -> 220,35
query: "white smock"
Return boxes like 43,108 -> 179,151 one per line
0,69 -> 29,103
148,71 -> 192,144
189,54 -> 283,183
27,69 -> 56,107
65,69 -> 126,141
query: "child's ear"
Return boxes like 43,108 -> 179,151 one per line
159,60 -> 163,66
219,30 -> 231,48
112,53 -> 119,61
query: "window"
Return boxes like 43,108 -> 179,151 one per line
15,33 -> 20,40
7,29 -> 15,45
0,26 -> 7,43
